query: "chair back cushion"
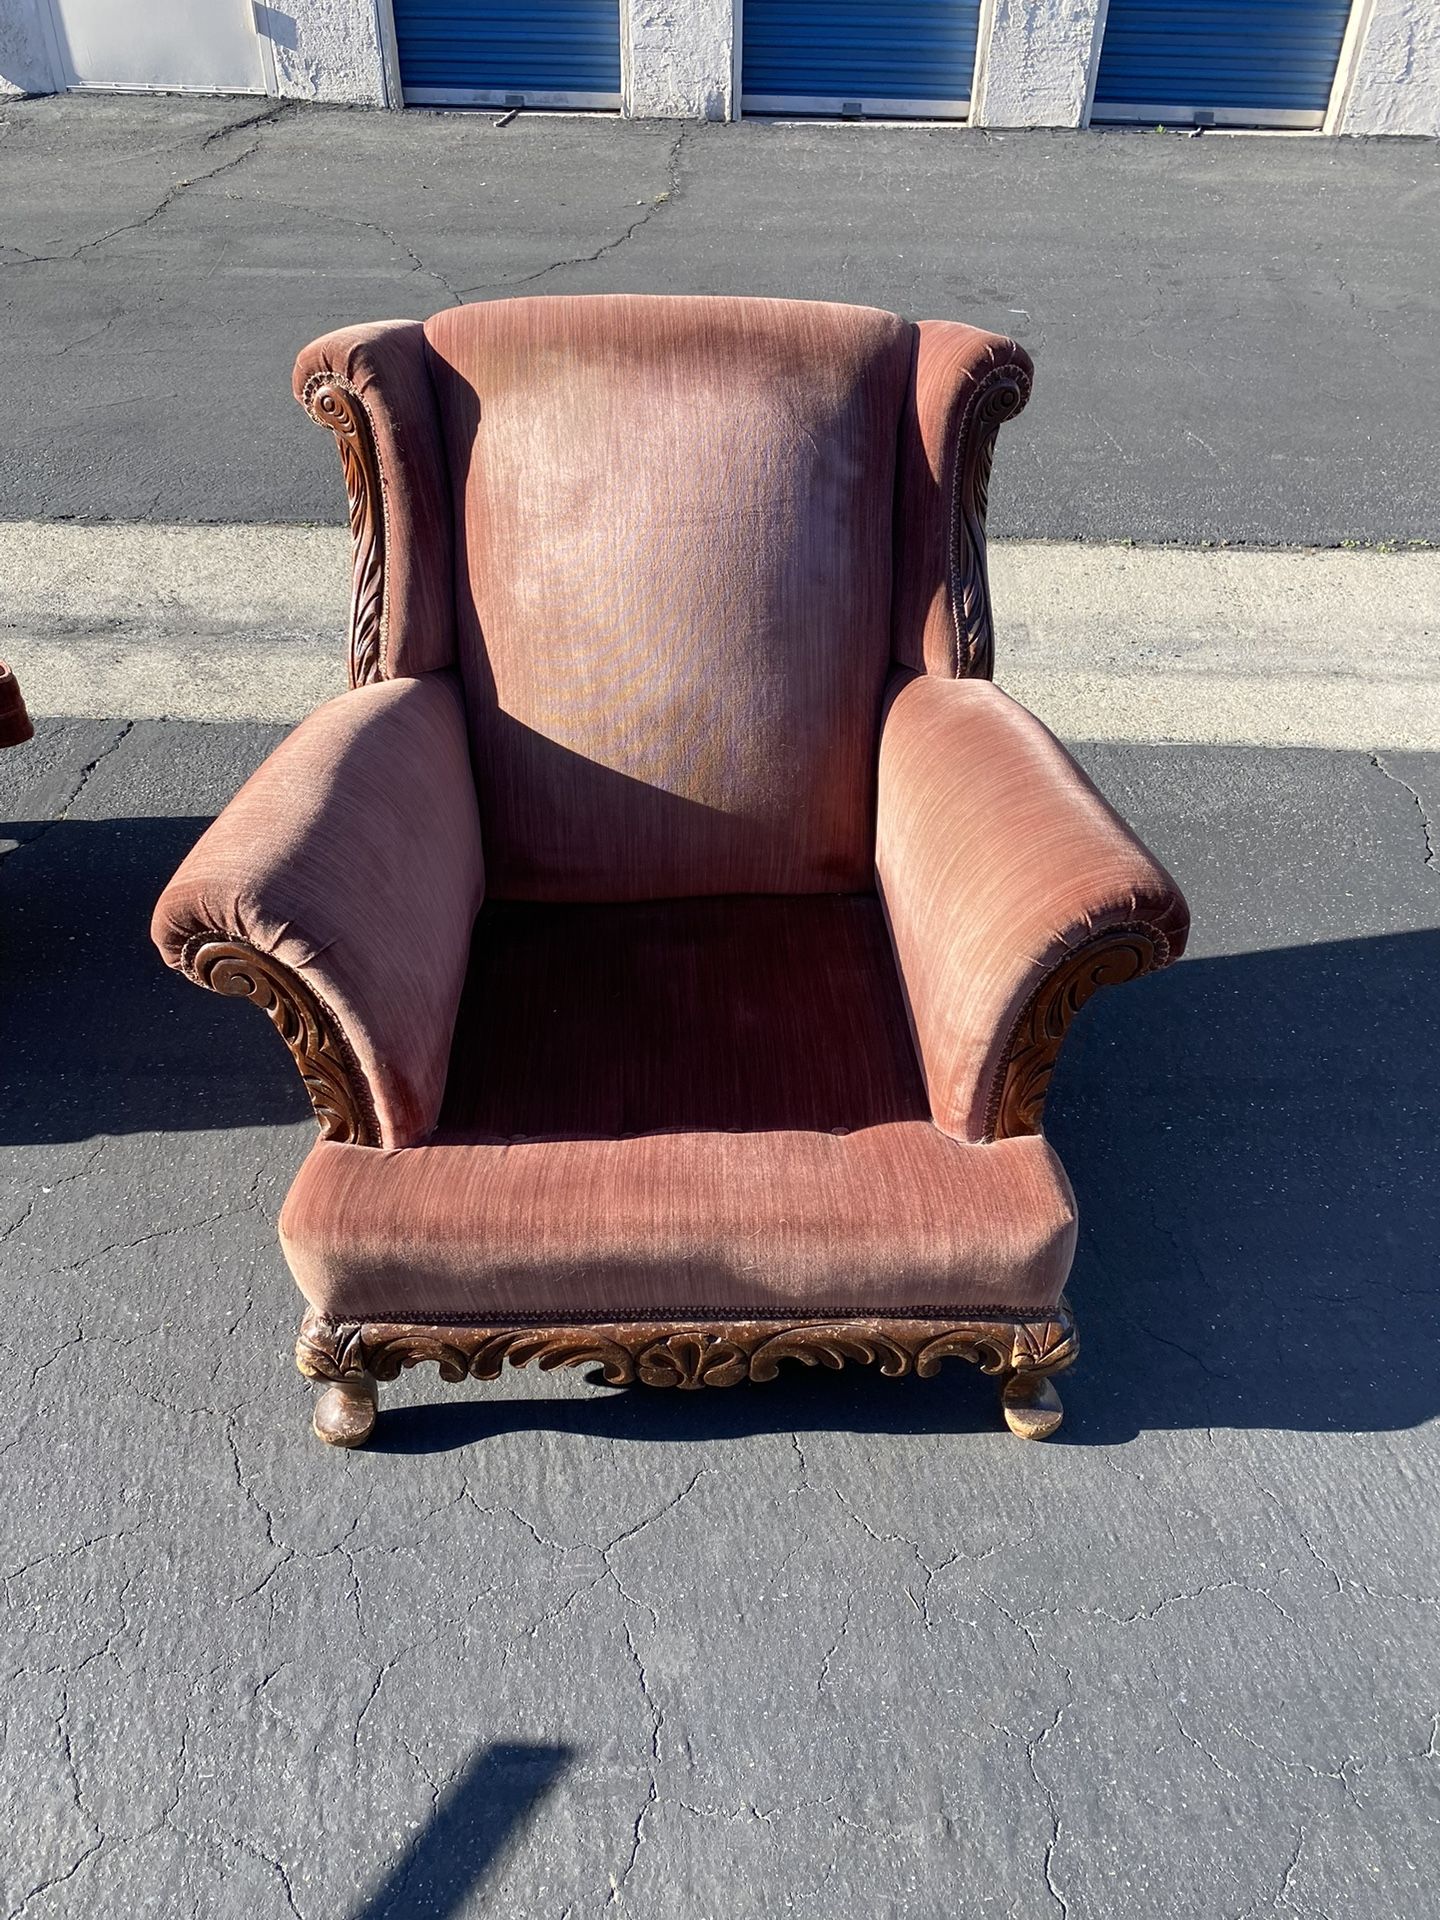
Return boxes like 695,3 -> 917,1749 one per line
424,295 -> 914,899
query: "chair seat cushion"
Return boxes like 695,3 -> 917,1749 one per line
439,893 -> 929,1138
278,896 -> 1078,1323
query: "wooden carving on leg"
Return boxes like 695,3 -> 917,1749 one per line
296,1301 -> 1079,1448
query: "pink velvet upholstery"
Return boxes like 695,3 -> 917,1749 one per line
439,894 -> 929,1136
424,294 -> 914,899
439,895 -> 927,1136
152,675 -> 483,1147
156,294 -> 1190,1353
280,891 -> 1075,1319
293,320 -> 455,680
281,1129 -> 1076,1324
876,673 -> 1189,1143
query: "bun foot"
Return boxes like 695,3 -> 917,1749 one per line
1000,1372 -> 1064,1440
313,1374 -> 378,1448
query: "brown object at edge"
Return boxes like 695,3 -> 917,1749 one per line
0,663 -> 34,748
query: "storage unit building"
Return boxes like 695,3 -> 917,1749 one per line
37,0 -> 268,93
741,0 -> 983,119
391,0 -> 623,108
1091,0 -> 1356,129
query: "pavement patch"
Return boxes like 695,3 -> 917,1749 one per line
3,522 -> 1437,749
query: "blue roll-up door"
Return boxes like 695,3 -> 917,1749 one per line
1092,1 -> 1354,128
742,1 -> 983,118
394,0 -> 622,108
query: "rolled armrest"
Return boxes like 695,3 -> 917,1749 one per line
876,674 -> 1188,1143
152,672 -> 483,1148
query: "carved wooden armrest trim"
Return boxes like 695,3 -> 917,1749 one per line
986,924 -> 1171,1140
181,935 -> 380,1146
296,1300 -> 1078,1391
951,359 -> 1032,680
301,372 -> 388,690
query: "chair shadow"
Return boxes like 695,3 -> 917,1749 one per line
4,813 -> 1437,1440
0,815 -> 314,1140
350,1741 -> 574,1919
373,926 -> 1440,1447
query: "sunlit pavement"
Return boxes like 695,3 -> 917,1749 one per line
2,89 -> 1437,1920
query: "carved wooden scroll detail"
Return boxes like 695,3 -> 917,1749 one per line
183,937 -> 379,1146
952,361 -> 1032,681
302,374 -> 386,688
989,926 -> 1169,1140
296,1301 -> 1078,1392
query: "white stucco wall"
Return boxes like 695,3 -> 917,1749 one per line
1337,0 -> 1440,137
625,0 -> 733,118
0,0 -> 59,95
972,0 -> 1104,128
264,0 -> 388,105
8,0 -> 1439,130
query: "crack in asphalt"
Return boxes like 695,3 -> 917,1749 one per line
1022,1700 -> 1072,1920
1,1142 -> 104,1247
1271,1821 -> 1311,1918
0,1674 -> 110,1920
609,1618 -> 662,1907
815,1593 -> 853,1697
0,720 -> 133,867
0,104 -> 291,269
1371,750 -> 1438,871
215,189 -> 468,306
460,124 -> 689,298
63,1186 -> 266,1276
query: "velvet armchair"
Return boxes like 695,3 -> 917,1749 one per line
153,295 -> 1188,1449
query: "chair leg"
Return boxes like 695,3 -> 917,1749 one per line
1000,1370 -> 1064,1440
312,1372 -> 379,1449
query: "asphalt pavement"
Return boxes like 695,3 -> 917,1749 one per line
2,710 -> 1437,1918
1,93 -> 1438,543
1,87 -> 1438,1920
